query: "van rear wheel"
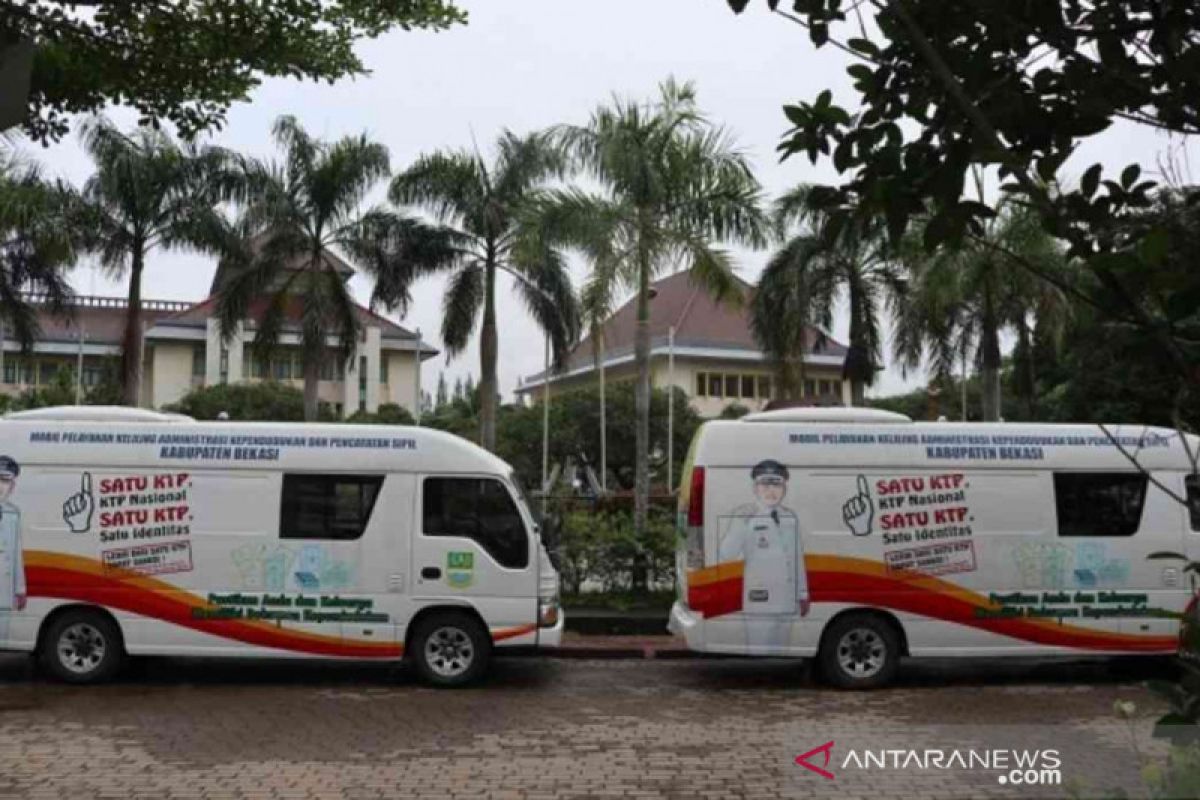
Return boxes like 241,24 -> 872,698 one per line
40,609 -> 124,684
410,612 -> 490,687
818,613 -> 900,690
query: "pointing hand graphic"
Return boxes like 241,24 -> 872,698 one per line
63,472 -> 95,533
842,474 -> 874,536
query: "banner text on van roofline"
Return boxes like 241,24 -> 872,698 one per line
26,431 -> 418,462
787,431 -> 1173,461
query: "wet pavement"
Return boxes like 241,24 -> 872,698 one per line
0,652 -> 1181,799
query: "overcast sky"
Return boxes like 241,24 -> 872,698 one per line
27,0 -> 1198,401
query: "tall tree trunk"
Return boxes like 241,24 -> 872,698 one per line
980,296 -> 1002,421
844,269 -> 870,406
121,244 -> 145,407
479,259 -> 498,451
1014,317 -> 1036,420
303,356 -> 320,422
633,257 -> 651,544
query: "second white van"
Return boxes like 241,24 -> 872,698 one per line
670,407 -> 1199,688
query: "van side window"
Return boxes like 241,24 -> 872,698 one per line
1053,472 -> 1148,537
280,474 -> 383,540
1187,474 -> 1200,532
423,478 -> 529,569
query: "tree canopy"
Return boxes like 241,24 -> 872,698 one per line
729,0 -> 1200,421
4,1 -> 465,143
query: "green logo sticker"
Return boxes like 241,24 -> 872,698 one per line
446,551 -> 474,589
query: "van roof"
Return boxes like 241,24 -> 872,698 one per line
693,418 -> 1199,473
0,411 -> 514,477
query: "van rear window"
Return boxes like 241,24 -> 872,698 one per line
422,478 -> 528,569
1053,472 -> 1147,537
280,474 -> 383,540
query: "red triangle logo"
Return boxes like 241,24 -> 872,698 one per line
795,740 -> 836,780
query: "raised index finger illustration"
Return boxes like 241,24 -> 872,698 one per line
81,472 -> 92,495
856,474 -> 871,498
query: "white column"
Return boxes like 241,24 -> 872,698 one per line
364,326 -> 381,414
342,334 -> 362,419
413,328 -> 423,424
225,324 -> 244,384
204,319 -> 222,386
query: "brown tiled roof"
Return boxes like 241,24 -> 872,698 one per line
25,296 -> 194,347
208,233 -> 354,295
559,270 -> 845,373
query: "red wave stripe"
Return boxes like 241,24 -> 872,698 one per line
688,554 -> 1174,652
26,551 -> 538,658
808,555 -> 1175,652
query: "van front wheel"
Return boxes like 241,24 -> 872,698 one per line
410,612 -> 491,687
818,614 -> 900,690
40,609 -> 124,684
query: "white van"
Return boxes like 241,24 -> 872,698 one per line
0,407 -> 561,686
670,408 -> 1200,688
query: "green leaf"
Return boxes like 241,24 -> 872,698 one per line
1121,163 -> 1141,189
1081,164 -> 1102,198
847,38 -> 879,57
847,64 -> 873,84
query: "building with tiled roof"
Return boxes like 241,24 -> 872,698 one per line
515,271 -> 848,416
3,247 -> 437,417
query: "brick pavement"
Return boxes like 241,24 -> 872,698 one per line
0,653 -> 1179,799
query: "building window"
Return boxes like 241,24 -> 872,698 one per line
696,373 -> 707,397
724,374 -> 738,398
192,346 -> 205,377
358,356 -> 368,411
1187,474 -> 1199,532
422,477 -> 529,569
803,379 -> 816,397
83,364 -> 103,387
272,357 -> 290,381
1053,473 -> 1148,537
818,379 -> 832,396
219,348 -> 229,383
757,375 -> 772,400
40,362 -> 58,385
3,360 -> 16,384
380,357 -> 389,385
279,474 -> 383,541
708,374 -> 722,398
741,375 -> 756,399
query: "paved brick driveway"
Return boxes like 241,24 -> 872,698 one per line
0,653 -> 1178,799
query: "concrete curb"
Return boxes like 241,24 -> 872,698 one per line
548,645 -> 699,660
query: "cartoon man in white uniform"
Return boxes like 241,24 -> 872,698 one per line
0,456 -> 25,644
718,459 -> 809,651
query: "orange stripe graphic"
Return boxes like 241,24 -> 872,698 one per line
686,554 -> 1176,652
25,551 -> 536,658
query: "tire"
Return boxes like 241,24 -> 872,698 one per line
818,613 -> 900,690
409,611 -> 491,688
39,609 -> 125,685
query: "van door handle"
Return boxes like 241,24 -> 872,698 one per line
421,567 -> 441,580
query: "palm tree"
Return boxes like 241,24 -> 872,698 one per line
387,130 -> 581,452
893,202 -> 1068,421
216,115 -> 451,422
0,151 -> 79,350
80,118 -> 236,405
545,79 -> 769,539
750,185 -> 901,406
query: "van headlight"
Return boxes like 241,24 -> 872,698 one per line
538,596 -> 560,628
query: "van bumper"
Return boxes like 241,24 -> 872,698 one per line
669,602 -> 704,650
537,613 -> 565,648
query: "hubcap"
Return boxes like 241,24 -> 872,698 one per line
424,626 -> 475,678
58,622 -> 107,675
836,627 -> 886,679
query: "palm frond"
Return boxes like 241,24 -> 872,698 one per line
440,263 -> 484,358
